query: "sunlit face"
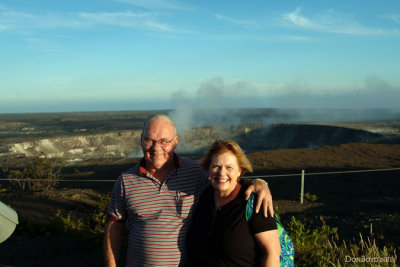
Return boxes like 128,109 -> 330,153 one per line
209,151 -> 242,196
141,118 -> 178,171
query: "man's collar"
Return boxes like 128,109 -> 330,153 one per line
139,153 -> 180,175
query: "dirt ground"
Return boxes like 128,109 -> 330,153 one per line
1,143 -> 400,266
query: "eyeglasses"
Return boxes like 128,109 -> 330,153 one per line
142,136 -> 176,148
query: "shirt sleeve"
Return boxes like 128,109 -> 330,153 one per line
198,167 -> 210,193
107,174 -> 127,222
248,195 -> 277,235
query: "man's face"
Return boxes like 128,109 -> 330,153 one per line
141,119 -> 178,171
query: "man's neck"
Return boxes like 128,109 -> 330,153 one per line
146,159 -> 175,183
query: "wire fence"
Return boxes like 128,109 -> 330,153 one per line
1,167 -> 399,182
2,166 -> 400,203
0,178 -> 116,182
242,167 -> 400,179
243,167 -> 400,204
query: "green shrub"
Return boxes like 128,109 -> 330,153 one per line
0,184 -> 8,193
55,209 -> 86,233
91,194 -> 110,233
304,192 -> 318,202
287,216 -> 337,266
4,152 -> 64,193
286,216 -> 398,266
53,193 -> 110,236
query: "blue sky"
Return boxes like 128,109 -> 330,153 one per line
1,0 -> 400,113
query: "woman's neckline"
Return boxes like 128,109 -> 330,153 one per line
213,183 -> 242,209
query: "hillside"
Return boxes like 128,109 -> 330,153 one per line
1,142 -> 400,266
248,143 -> 400,171
1,109 -> 400,266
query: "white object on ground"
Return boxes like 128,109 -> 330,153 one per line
0,201 -> 19,243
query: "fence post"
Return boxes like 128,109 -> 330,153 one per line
300,169 -> 305,204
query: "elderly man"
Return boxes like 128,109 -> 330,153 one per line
104,114 -> 274,267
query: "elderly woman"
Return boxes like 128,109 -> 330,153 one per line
188,140 -> 281,267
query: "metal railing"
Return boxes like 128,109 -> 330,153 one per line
2,167 -> 400,204
242,167 -> 400,204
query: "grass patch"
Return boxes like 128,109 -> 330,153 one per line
52,194 -> 110,237
3,152 -> 64,193
304,192 -> 318,202
286,216 -> 398,266
9,194 -> 398,266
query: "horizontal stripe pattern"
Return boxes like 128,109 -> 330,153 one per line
108,156 -> 209,267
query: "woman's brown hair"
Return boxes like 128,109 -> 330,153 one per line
201,140 -> 253,179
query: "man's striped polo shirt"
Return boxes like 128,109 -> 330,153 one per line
108,155 -> 209,266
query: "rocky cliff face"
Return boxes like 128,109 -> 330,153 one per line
177,123 -> 384,154
6,130 -> 142,160
2,124 -> 264,159
2,123 -> 387,161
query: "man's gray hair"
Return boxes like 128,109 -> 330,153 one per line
142,114 -> 177,135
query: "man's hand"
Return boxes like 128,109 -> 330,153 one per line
245,179 -> 273,217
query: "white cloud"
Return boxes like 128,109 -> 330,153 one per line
386,14 -> 400,24
214,13 -> 257,27
0,8 -> 178,33
78,11 -> 175,32
283,8 -> 318,29
0,9 -> 82,29
115,0 -> 191,10
283,7 -> 388,36
145,20 -> 174,32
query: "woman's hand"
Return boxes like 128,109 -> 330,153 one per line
245,179 -> 274,217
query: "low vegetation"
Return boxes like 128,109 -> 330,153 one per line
53,194 -> 110,236
304,192 -> 318,202
1,147 -> 398,266
286,216 -> 397,266
3,183 -> 397,266
3,152 -> 64,193
44,201 -> 397,266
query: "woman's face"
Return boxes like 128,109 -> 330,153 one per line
209,151 -> 242,196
